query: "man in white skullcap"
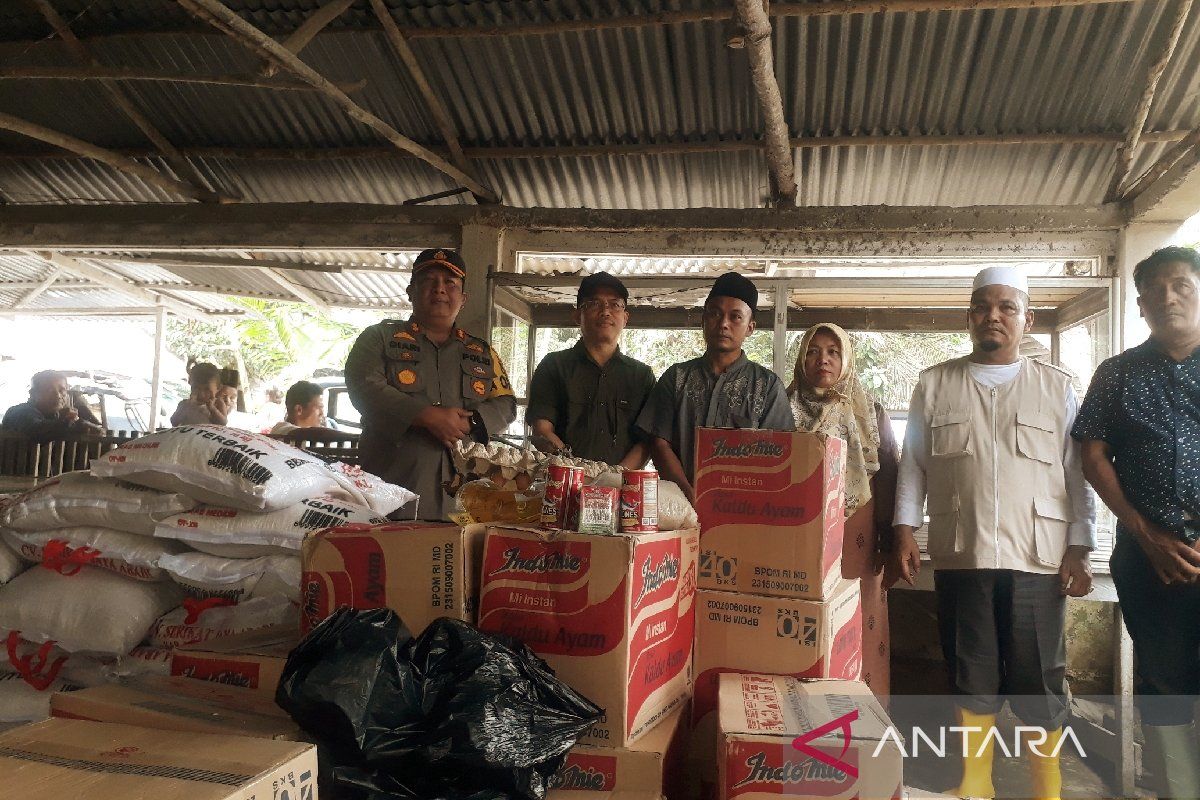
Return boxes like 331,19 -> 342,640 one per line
889,266 -> 1096,800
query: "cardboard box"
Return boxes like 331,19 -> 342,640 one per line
301,521 -> 486,635
171,624 -> 298,696
859,576 -> 890,703
694,428 -> 847,601
690,583 -> 863,796
50,675 -> 301,740
549,702 -> 688,800
717,674 -> 903,800
0,717 -> 316,800
477,525 -> 698,748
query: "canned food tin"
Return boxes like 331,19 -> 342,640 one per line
619,469 -> 659,532
541,464 -> 584,531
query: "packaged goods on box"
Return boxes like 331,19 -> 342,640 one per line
716,675 -> 902,800
0,717 -> 316,800
1,471 -> 193,534
689,583 -> 863,795
90,424 -> 342,511
694,428 -> 847,601
478,525 -> 698,747
301,522 -> 486,634
549,701 -> 688,800
50,674 -> 301,740
170,623 -> 297,696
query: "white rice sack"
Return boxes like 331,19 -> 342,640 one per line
3,527 -> 185,582
179,540 -> 294,559
155,495 -> 387,552
0,540 -> 27,585
325,461 -> 417,516
0,635 -> 110,689
147,595 -> 294,650
658,479 -> 699,531
90,425 -> 338,512
0,566 -> 182,655
248,555 -> 300,602
0,673 -> 82,723
3,472 -> 192,535
158,552 -> 298,602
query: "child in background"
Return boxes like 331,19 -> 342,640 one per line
170,361 -> 232,426
219,368 -> 256,430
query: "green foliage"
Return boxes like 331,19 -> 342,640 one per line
166,298 -> 367,389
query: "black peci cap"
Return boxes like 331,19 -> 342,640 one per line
705,272 -> 758,313
577,271 -> 629,306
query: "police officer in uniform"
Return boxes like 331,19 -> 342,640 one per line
345,248 -> 516,520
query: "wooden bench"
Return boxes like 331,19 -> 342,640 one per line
0,431 -> 145,490
277,434 -> 361,466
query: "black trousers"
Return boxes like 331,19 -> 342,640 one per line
935,569 -> 1069,728
1111,533 -> 1200,726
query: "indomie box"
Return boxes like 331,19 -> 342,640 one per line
689,583 -> 862,796
694,429 -> 846,601
548,702 -> 688,800
170,624 -> 297,697
717,674 -> 903,800
477,525 -> 698,748
301,522 -> 486,635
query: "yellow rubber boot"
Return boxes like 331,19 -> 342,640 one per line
1026,727 -> 1063,800
954,707 -> 997,799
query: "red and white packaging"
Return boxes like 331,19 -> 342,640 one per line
170,624 -> 297,696
549,702 -> 689,800
90,425 -> 339,512
478,525 -> 697,748
146,595 -> 293,650
578,486 -> 620,535
689,583 -> 863,795
717,675 -> 902,800
301,522 -> 487,635
542,465 -> 584,531
3,527 -> 184,582
620,470 -> 659,533
694,429 -> 847,601
155,495 -> 388,557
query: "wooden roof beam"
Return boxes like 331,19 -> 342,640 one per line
31,251 -> 221,323
1106,0 -> 1193,201
0,65 -> 366,93
29,0 -> 235,204
89,252 -> 344,274
176,0 -> 501,204
1120,125 -> 1200,202
10,266 -> 63,308
732,0 -> 796,207
0,112 -> 216,202
259,269 -> 330,311
0,130 -> 1193,163
369,0 -> 480,197
262,0 -> 356,77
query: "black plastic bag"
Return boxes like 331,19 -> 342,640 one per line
276,608 -> 603,800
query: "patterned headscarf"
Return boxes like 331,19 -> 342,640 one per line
788,324 -> 881,516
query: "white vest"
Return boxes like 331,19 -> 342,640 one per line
917,357 -> 1074,573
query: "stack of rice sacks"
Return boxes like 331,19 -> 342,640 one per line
0,425 -> 415,723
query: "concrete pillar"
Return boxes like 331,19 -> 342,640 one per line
457,223 -> 503,337
1115,222 -> 1184,350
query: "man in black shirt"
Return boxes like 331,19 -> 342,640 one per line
526,272 -> 655,467
1074,245 -> 1200,799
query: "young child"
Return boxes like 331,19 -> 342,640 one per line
170,361 -> 232,426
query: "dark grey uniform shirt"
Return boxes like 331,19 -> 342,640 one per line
345,319 -> 516,520
636,353 -> 795,483
525,340 -> 656,464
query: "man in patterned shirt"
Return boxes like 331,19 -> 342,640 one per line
1074,245 -> 1200,798
636,272 -> 793,503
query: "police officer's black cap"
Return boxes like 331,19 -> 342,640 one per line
706,272 -> 758,313
577,272 -> 629,306
413,248 -> 467,280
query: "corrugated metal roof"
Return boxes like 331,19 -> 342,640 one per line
0,2 -> 1197,208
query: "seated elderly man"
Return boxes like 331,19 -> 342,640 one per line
2,370 -> 102,441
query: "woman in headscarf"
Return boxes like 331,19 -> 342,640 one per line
790,323 -> 899,703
